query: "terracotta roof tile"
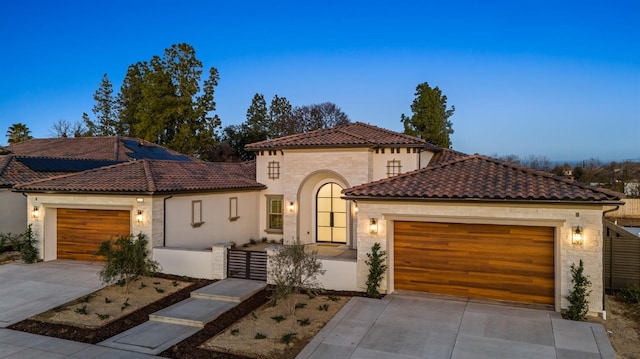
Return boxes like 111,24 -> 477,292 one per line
14,160 -> 265,193
344,155 -> 622,203
246,122 -> 440,151
0,156 -> 67,187
428,148 -> 469,166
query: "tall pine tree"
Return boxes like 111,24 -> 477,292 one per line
401,82 -> 455,148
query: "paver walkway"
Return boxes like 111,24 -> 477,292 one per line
99,278 -> 265,355
298,292 -> 616,359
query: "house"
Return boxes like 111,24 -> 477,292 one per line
8,122 -> 623,315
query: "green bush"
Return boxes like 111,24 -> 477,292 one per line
617,285 -> 640,304
14,225 -> 39,263
365,242 -> 387,298
565,259 -> 592,321
95,233 -> 160,293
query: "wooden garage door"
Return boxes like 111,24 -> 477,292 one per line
57,209 -> 131,261
394,221 -> 554,305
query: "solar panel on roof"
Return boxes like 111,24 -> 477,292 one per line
16,157 -> 122,172
121,139 -> 191,161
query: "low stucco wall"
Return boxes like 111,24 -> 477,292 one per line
318,258 -> 358,291
355,200 -> 606,314
0,190 -> 27,235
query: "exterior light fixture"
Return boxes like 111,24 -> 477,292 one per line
136,197 -> 144,203
136,210 -> 143,224
370,218 -> 378,234
32,206 -> 39,219
353,201 -> 359,213
572,226 -> 583,246
288,201 -> 295,213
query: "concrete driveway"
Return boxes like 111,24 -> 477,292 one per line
0,261 -> 104,327
298,292 -> 615,359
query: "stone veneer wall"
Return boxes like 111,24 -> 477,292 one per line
355,200 -> 606,314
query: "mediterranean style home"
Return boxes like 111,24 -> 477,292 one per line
1,122 -> 623,315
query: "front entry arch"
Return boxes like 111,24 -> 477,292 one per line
316,182 -> 347,243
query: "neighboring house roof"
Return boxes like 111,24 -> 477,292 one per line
7,137 -> 190,161
343,155 -> 623,203
14,160 -> 265,194
245,122 -> 441,151
0,137 -> 193,188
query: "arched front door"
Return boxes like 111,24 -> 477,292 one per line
316,182 -> 347,243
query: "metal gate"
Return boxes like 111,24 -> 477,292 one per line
227,249 -> 268,281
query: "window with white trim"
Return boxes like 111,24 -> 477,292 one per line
266,195 -> 283,233
191,200 -> 204,227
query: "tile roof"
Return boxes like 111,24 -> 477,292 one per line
428,148 -> 469,166
14,160 -> 265,193
6,137 -> 189,161
1,137 -> 193,187
245,122 -> 441,151
343,155 -> 623,203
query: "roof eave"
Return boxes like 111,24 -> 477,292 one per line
13,185 -> 267,196
342,195 -> 624,206
246,143 -> 432,152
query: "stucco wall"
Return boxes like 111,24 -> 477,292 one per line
355,200 -> 606,314
164,191 -> 261,248
371,148 -> 433,181
0,189 -> 27,235
26,194 -> 153,261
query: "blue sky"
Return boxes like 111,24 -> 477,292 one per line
1,0 -> 638,162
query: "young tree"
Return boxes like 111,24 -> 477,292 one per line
6,122 -> 33,144
401,82 -> 455,148
269,239 -> 325,315
96,233 -> 159,293
565,259 -> 591,321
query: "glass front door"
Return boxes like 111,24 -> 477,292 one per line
316,182 -> 347,243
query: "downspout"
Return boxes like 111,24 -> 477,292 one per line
601,205 -> 620,320
163,195 -> 173,247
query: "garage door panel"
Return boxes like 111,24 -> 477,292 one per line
394,221 -> 554,305
57,209 -> 131,261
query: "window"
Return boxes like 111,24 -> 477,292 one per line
191,200 -> 204,227
229,197 -> 239,221
387,160 -> 402,177
266,196 -> 283,233
268,161 -> 280,179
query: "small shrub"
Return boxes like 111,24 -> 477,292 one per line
365,242 -> 387,298
172,281 -> 179,287
75,305 -> 88,315
251,311 -> 258,319
297,318 -> 311,326
249,238 -> 257,245
617,285 -> 640,304
565,259 -> 592,321
96,313 -> 110,320
242,243 -> 249,248
327,295 -> 340,302
155,287 -> 165,294
280,332 -> 297,344
307,292 -> 316,299
230,328 -> 240,336
139,282 -> 147,289
104,297 -> 112,304
121,298 -> 130,312
261,237 -> 268,243
15,225 -> 39,264
271,315 -> 286,323
230,241 -> 237,249
318,304 -> 329,311
295,302 -> 307,309
153,281 -> 161,285
269,239 -> 278,244
79,295 -> 93,303
254,333 -> 267,339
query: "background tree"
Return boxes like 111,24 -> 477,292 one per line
50,119 -> 88,138
268,95 -> 294,138
401,82 -> 455,148
6,122 -> 33,144
290,102 -> 350,133
84,74 -> 119,136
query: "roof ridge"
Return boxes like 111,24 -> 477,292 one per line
142,160 -> 157,192
352,122 -> 431,145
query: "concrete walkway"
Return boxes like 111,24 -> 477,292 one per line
99,278 -> 266,355
298,292 -> 616,359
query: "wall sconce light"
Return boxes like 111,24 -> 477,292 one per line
353,201 -> 359,213
572,226 -> 583,246
136,197 -> 144,203
136,210 -> 143,224
288,202 -> 295,213
370,218 -> 378,234
32,206 -> 39,219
